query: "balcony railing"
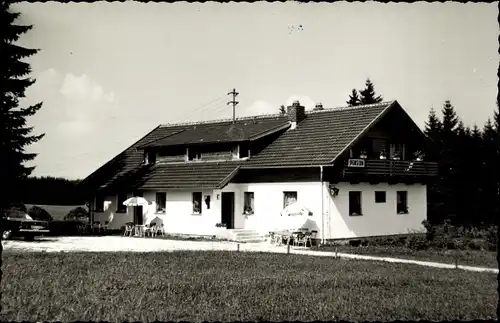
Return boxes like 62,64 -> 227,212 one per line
342,159 -> 438,177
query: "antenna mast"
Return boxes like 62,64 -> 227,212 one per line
227,88 -> 239,123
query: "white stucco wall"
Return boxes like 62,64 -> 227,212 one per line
93,193 -> 136,230
325,182 -> 427,239
142,190 -> 219,236
222,182 -> 324,237
92,181 -> 427,240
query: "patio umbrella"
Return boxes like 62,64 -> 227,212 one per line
280,202 -> 313,217
122,196 -> 149,207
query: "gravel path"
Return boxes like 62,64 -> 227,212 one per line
2,236 -> 498,274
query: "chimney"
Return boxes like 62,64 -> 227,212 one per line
313,102 -> 324,111
286,100 -> 306,130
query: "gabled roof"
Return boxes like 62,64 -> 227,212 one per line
244,101 -> 396,168
137,117 -> 289,149
81,99 -> 425,192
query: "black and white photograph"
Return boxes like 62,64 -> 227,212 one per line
1,1 -> 499,321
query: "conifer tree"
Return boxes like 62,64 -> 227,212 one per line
359,78 -> 383,105
346,89 -> 361,107
0,2 -> 44,214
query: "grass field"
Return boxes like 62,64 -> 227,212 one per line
1,251 -> 497,322
25,204 -> 85,221
316,245 -> 499,269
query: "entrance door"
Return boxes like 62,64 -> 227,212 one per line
133,206 -> 143,225
133,191 -> 143,225
221,192 -> 235,229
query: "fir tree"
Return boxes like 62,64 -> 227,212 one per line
424,107 -> 442,142
0,2 -> 44,213
441,100 -> 459,133
359,78 -> 383,105
346,89 -> 360,107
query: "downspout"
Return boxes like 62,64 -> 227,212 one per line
320,166 -> 325,245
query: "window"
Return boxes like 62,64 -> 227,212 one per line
283,191 -> 297,208
375,191 -> 386,203
95,195 -> 104,212
349,191 -> 362,216
188,148 -> 201,161
144,150 -> 156,165
156,192 -> 166,214
239,144 -> 250,158
192,192 -> 202,214
390,143 -> 406,160
244,192 -> 254,215
397,191 -> 408,214
117,193 -> 127,213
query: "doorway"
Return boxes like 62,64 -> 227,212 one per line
221,192 -> 235,229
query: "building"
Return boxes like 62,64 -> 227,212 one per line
80,100 -> 438,242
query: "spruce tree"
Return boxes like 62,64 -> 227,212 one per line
0,2 -> 44,214
346,89 -> 360,107
359,78 -> 383,105
424,107 -> 442,143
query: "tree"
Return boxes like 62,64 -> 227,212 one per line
27,206 -> 53,222
346,89 -> 361,107
359,78 -> 383,105
279,105 -> 286,115
0,3 -> 44,215
424,107 -> 442,142
64,206 -> 89,221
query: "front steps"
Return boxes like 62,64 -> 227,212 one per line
228,229 -> 266,243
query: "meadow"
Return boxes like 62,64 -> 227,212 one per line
0,250 -> 497,322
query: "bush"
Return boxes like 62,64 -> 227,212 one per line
64,206 -> 89,221
405,234 -> 429,250
27,206 -> 53,222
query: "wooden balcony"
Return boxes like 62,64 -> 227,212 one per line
342,158 -> 438,181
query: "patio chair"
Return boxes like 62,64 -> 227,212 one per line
306,230 -> 318,247
269,231 -> 277,244
134,225 -> 144,237
92,221 -> 101,233
123,222 -> 134,237
149,223 -> 158,237
103,221 -> 109,231
294,232 -> 307,247
155,224 -> 165,237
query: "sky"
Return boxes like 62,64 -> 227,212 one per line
11,2 -> 499,180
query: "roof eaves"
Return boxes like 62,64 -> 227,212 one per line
215,166 -> 242,189
248,122 -> 291,141
80,125 -> 161,187
328,100 -> 397,164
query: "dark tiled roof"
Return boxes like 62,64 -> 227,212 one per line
137,118 -> 289,148
81,115 -> 286,192
138,162 -> 245,190
244,101 -> 395,167
82,101 -> 397,193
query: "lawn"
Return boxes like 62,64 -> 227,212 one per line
316,245 -> 499,269
1,251 -> 497,322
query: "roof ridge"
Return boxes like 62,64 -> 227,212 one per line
159,113 -> 286,128
305,100 -> 395,115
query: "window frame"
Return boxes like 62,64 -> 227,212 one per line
243,192 -> 255,215
283,191 -> 298,208
396,191 -> 409,214
374,191 -> 386,203
155,192 -> 166,214
349,191 -> 362,216
116,193 -> 127,213
192,192 -> 202,215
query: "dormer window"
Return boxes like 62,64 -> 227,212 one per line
144,150 -> 156,165
188,148 -> 201,161
239,143 -> 250,158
